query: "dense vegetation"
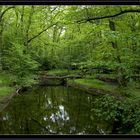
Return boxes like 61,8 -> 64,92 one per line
0,5 -> 140,134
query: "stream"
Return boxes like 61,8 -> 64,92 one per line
0,86 -> 111,134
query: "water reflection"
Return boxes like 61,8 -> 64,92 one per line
0,86 -> 102,134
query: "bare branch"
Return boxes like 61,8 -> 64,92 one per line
77,9 -> 140,23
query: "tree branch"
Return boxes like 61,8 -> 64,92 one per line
28,23 -> 57,44
0,6 -> 15,20
77,9 -> 140,23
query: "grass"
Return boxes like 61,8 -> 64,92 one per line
0,72 -> 16,99
67,78 -> 140,99
0,86 -> 15,97
84,73 -> 117,80
47,69 -> 81,76
0,72 -> 16,85
43,69 -> 140,99
67,78 -> 119,93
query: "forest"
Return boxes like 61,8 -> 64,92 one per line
0,5 -> 140,134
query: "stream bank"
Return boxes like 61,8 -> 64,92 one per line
0,89 -> 20,112
39,70 -> 124,99
67,79 -> 123,99
40,69 -> 140,100
0,72 -> 27,112
1,69 -> 139,112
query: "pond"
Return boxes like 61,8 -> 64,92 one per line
0,86 -> 111,134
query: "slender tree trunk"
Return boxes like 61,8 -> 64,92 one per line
19,6 -> 25,44
109,20 -> 126,86
0,7 -> 4,70
130,15 -> 137,52
24,6 -> 34,48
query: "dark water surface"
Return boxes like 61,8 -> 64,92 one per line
0,86 -> 109,134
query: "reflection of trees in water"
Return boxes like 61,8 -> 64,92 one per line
0,86 -> 101,134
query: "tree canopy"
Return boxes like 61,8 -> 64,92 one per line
0,5 -> 140,87
0,5 -> 140,134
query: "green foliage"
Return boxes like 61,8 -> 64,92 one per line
0,73 -> 16,97
91,96 -> 140,134
1,6 -> 139,87
3,43 -> 39,87
0,5 -> 140,134
0,72 -> 16,86
47,69 -> 69,76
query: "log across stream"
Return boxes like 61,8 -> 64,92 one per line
39,75 -> 82,86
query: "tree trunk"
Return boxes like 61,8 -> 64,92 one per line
24,6 -> 34,48
0,7 -> 4,70
0,6 -> 15,70
109,20 -> 126,86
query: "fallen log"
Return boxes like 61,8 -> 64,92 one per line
41,75 -> 82,80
